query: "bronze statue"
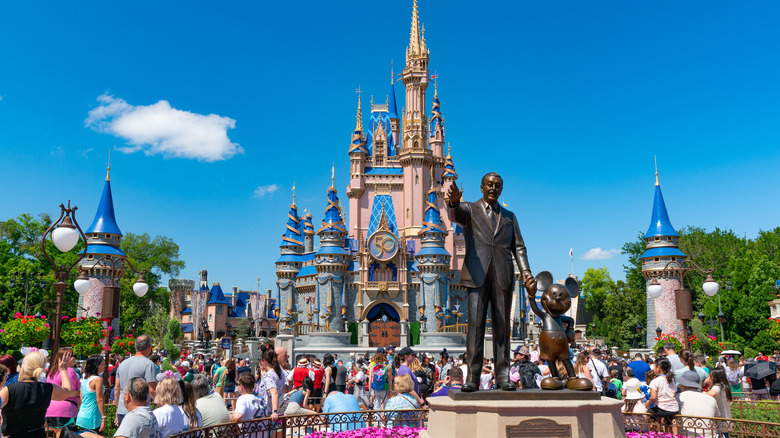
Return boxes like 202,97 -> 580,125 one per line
447,173 -> 534,392
526,271 -> 592,390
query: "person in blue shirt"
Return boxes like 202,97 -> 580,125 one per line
628,353 -> 651,383
322,392 -> 364,432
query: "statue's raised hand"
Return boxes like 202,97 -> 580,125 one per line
447,182 -> 462,205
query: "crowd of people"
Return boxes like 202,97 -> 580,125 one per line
1,335 -> 778,438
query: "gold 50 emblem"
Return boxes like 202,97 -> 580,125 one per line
368,230 -> 399,261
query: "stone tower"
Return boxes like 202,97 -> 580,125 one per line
641,171 -> 687,347
315,175 -> 350,331
415,172 -> 451,332
78,165 -> 125,320
275,192 -> 304,328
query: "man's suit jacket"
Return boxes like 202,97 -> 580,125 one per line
448,200 -> 530,291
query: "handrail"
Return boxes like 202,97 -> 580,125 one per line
169,409 -> 429,438
438,323 -> 467,334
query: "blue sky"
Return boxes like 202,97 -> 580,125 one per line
2,1 -> 780,293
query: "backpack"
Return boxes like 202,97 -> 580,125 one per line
415,369 -> 431,396
604,381 -> 619,399
371,363 -> 387,390
517,361 -> 539,389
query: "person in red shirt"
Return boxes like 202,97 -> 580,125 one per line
312,358 -> 324,412
292,358 -> 313,389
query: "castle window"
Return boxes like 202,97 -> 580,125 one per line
217,306 -> 223,314
654,237 -> 660,242
415,174 -> 419,185
654,258 -> 660,262
671,257 -> 677,262
93,234 -> 98,238
407,208 -> 410,219
87,255 -> 94,260
105,234 -> 111,239
209,314 -> 213,321
667,237 -> 672,241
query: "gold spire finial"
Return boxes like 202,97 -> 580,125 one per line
447,142 -> 451,157
654,156 -> 659,186
390,60 -> 394,84
355,87 -> 363,132
409,0 -> 421,56
429,163 -> 434,187
106,149 -> 111,181
292,181 -> 296,205
331,163 -> 335,188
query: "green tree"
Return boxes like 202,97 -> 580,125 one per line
118,232 -> 184,335
581,267 -> 646,349
0,213 -> 83,326
581,267 -> 613,322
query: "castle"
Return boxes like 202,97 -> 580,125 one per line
273,0 -> 474,349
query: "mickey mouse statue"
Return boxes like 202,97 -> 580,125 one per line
526,271 -> 593,391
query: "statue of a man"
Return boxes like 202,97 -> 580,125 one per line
447,172 -> 533,392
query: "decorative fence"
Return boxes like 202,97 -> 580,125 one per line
624,412 -> 780,438
438,323 -> 467,334
732,400 -> 780,423
169,409 -> 429,438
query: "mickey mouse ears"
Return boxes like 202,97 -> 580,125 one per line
535,271 -> 580,298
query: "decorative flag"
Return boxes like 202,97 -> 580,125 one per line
569,247 -> 573,258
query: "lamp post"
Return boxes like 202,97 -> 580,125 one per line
656,325 -> 663,339
646,259 -> 719,351
40,202 -> 90,362
8,272 -> 47,316
697,312 -> 719,338
714,276 -> 732,341
634,322 -> 643,348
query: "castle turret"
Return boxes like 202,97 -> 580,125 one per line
275,190 -> 304,328
428,83 -> 445,159
348,95 -> 367,234
442,143 -> 457,183
388,65 -> 400,148
303,211 -> 315,253
641,170 -> 687,347
416,170 -> 451,330
315,173 -> 350,331
78,165 -> 126,319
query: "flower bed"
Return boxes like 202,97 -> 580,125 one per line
110,334 -> 136,356
305,426 -> 424,438
626,433 -> 702,438
60,316 -> 107,357
0,313 -> 50,347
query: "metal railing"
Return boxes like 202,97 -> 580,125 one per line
169,409 -> 428,438
624,411 -> 780,438
732,399 -> 780,423
438,323 -> 467,334
293,323 -> 332,336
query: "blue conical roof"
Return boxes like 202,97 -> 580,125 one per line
388,80 -> 398,119
317,186 -> 347,235
280,204 -> 303,247
645,184 -> 679,238
86,180 -> 123,236
420,189 -> 446,235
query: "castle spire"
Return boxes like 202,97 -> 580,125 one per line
355,87 -> 363,131
408,0 -> 422,57
106,149 -> 111,181
86,171 -> 123,236
644,173 -> 678,238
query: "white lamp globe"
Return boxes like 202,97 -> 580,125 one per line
52,226 -> 79,252
647,277 -> 663,299
74,278 -> 91,295
702,275 -> 720,297
133,281 -> 149,297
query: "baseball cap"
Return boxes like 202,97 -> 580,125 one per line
398,346 -> 415,357
376,347 -> 386,353
512,346 -> 529,356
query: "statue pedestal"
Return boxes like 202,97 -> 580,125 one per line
422,390 -> 623,438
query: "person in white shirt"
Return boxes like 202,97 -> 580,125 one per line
677,370 -> 719,438
153,377 -> 190,438
231,373 -> 264,423
621,369 -> 647,413
587,349 -> 609,393
479,366 -> 494,390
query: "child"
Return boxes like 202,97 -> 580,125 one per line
610,369 -> 623,400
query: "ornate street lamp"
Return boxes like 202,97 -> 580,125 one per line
40,202 -> 88,361
646,260 -> 718,350
656,325 -> 663,338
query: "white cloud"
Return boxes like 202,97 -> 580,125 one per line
581,247 -> 621,261
254,184 -> 280,198
81,148 -> 94,158
85,93 -> 243,162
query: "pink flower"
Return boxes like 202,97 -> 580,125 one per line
0,329 -> 5,333
14,312 -> 22,318
44,323 -> 50,328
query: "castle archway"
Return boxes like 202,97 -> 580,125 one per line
364,301 -> 402,348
